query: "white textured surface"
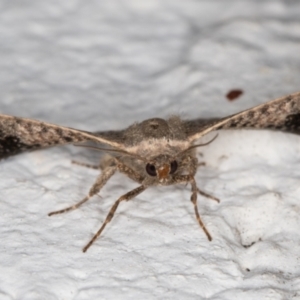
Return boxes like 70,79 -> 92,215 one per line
0,1 -> 300,299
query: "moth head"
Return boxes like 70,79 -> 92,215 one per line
142,134 -> 218,185
142,148 -> 200,186
145,155 -> 179,183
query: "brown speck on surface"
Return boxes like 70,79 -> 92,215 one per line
226,89 -> 244,101
243,241 -> 256,248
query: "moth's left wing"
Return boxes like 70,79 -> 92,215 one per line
0,115 -> 126,159
184,92 -> 300,142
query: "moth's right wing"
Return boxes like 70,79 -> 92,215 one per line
0,115 -> 126,159
184,92 -> 300,142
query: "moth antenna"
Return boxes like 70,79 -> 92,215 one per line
74,144 -> 127,154
74,144 -> 145,161
178,134 -> 218,156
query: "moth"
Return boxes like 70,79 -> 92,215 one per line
1,92 -> 300,252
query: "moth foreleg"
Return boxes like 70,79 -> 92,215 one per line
116,161 -> 144,184
174,175 -> 213,241
197,188 -> 220,203
48,166 -> 117,216
191,178 -> 212,241
71,160 -> 100,170
83,185 -> 146,252
196,163 -> 219,202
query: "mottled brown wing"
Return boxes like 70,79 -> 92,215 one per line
184,92 -> 300,142
0,115 -> 126,159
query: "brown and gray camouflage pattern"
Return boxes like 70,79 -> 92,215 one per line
1,92 -> 300,159
0,115 -> 125,158
1,92 -> 300,251
184,92 -> 300,141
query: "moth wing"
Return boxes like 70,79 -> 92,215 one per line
0,115 -> 126,159
184,92 -> 300,142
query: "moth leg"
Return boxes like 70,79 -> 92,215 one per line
195,161 -> 219,202
83,185 -> 146,252
48,166 -> 117,216
117,160 -> 144,183
197,188 -> 220,203
72,160 -> 100,170
197,162 -> 206,167
191,178 -> 212,241
175,175 -> 212,241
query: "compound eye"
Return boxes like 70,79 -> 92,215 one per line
146,163 -> 157,176
170,160 -> 178,174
